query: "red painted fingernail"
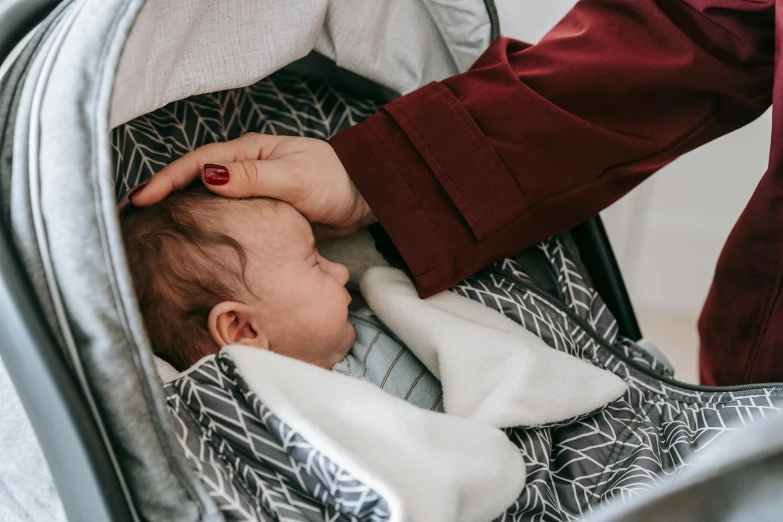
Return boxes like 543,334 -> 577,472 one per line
204,164 -> 229,186
128,183 -> 147,204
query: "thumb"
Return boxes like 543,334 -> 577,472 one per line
202,159 -> 302,202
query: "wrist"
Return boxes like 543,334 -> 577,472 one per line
346,179 -> 376,228
357,197 -> 377,228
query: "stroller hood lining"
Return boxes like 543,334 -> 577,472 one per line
109,0 -> 492,129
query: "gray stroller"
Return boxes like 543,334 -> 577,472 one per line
2,1 -> 783,521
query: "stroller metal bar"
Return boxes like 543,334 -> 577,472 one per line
0,224 -> 133,521
0,0 -> 60,66
571,215 -> 643,341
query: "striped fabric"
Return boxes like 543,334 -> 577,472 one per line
333,308 -> 444,412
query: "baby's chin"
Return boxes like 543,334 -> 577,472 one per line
323,321 -> 357,369
341,320 -> 357,354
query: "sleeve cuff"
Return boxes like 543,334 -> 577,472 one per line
330,109 -> 453,297
330,83 -> 524,297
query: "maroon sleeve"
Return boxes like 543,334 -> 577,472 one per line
329,0 -> 774,297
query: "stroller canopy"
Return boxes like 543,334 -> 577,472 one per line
0,1 -> 497,521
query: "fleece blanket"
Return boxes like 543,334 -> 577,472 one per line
225,345 -> 526,522
158,251 -> 626,522
213,262 -> 625,522
360,267 -> 625,427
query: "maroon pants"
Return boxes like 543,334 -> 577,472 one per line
331,0 -> 782,385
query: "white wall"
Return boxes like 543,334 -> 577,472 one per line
495,0 -> 770,314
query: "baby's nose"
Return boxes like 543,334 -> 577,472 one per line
322,257 -> 350,285
334,262 -> 350,286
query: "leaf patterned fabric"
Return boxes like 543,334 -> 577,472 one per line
112,73 -> 378,200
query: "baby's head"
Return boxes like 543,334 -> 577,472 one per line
121,185 -> 355,371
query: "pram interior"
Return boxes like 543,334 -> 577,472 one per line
0,1 -> 644,521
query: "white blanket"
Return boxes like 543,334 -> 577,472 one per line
227,344 -> 526,522
219,260 -> 626,522
361,267 -> 626,428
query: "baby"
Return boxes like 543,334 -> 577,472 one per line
121,184 -> 442,410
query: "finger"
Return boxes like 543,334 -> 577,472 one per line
130,133 -> 292,207
118,181 -> 148,210
203,157 -> 304,203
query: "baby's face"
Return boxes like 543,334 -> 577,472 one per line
229,201 -> 355,368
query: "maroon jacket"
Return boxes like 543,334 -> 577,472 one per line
329,0 -> 779,386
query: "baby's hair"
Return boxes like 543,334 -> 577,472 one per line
121,184 -> 272,370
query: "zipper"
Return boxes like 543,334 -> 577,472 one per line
485,267 -> 783,392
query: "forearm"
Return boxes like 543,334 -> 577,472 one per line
332,0 -> 774,296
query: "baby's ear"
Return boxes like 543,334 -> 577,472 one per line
208,301 -> 269,349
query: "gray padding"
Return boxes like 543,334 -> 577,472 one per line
4,0 -> 216,520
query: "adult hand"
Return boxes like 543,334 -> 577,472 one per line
123,133 -> 376,239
